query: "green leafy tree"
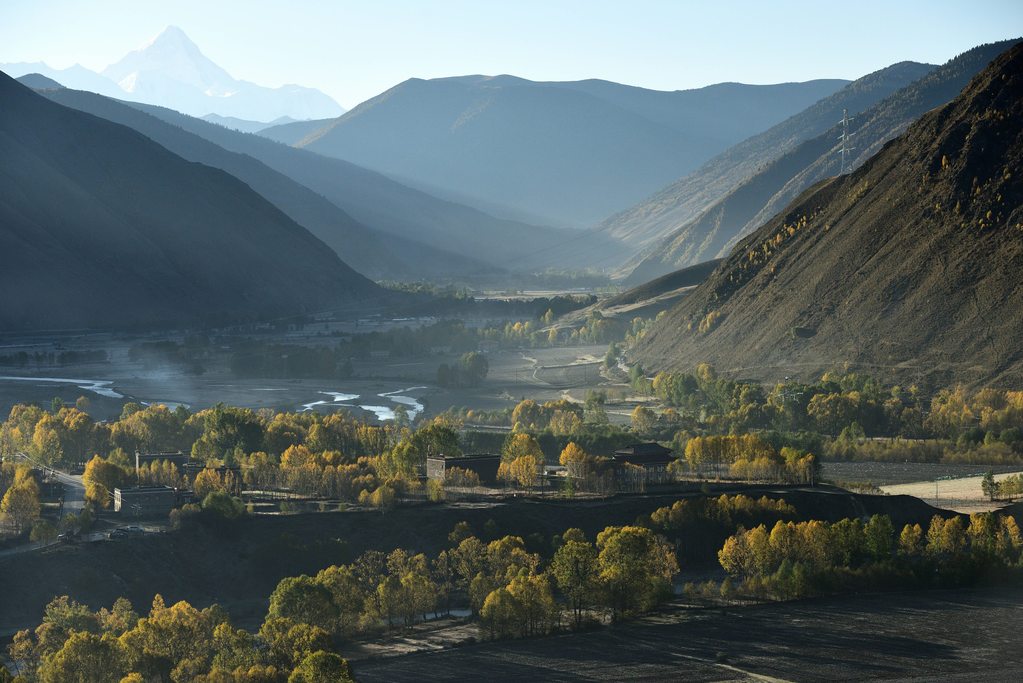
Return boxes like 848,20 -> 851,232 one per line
288,651 -> 354,683
268,576 -> 338,633
863,514 -> 894,561
37,631 -> 124,683
982,470 -> 997,501
596,526 -> 678,621
551,538 -> 598,628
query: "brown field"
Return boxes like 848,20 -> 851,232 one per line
880,470 -> 1023,513
822,461 -> 1023,487
353,587 -> 1023,682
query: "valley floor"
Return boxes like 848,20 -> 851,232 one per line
353,586 -> 1023,682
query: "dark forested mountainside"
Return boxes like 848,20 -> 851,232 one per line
284,75 -> 847,227
633,42 -> 1023,387
0,72 -> 380,331
622,40 -> 1018,284
38,87 -> 489,280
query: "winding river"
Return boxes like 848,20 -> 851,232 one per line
0,377 -> 426,423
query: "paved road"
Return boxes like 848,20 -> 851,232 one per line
11,451 -> 85,513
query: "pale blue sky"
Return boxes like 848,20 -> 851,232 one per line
2,0 -> 1020,108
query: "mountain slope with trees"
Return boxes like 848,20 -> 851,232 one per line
622,40 -> 1018,284
0,71 -> 380,331
632,41 -> 1023,387
281,75 -> 847,227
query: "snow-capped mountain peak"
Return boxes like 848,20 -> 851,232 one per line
2,26 -> 345,121
103,25 -> 235,96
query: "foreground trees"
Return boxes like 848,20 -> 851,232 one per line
9,595 -> 352,683
253,523 -> 679,648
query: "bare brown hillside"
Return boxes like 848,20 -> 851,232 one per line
633,42 -> 1023,387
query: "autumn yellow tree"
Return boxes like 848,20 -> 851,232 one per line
558,442 -> 587,467
83,456 -> 127,509
498,455 -> 542,489
1,477 -> 41,533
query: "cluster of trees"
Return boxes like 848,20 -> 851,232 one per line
455,396 -> 610,433
0,401 -> 404,472
0,403 -> 103,468
230,344 -> 350,380
644,494 -> 798,564
649,495 -> 796,534
497,433 -> 546,489
436,351 -> 489,388
982,471 -> 1023,501
649,365 -> 926,437
717,512 -> 1022,600
637,365 -> 1023,464
651,367 -> 1021,443
680,434 -> 818,484
262,522 -> 678,646
7,595 -> 353,683
0,349 -> 108,368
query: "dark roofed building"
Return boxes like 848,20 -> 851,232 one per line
114,485 -> 177,517
613,443 -> 674,466
612,443 -> 675,485
426,453 -> 501,486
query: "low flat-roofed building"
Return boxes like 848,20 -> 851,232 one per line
612,443 -> 675,484
426,453 -> 501,486
114,485 -> 177,517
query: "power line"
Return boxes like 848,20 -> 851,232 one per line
838,108 -> 855,175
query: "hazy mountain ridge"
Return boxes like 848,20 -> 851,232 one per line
2,26 -> 343,122
0,71 -> 379,331
632,41 -> 1023,386
201,113 -> 298,134
122,100 -> 603,271
279,75 -> 848,227
36,87 -> 487,280
622,40 -> 1018,284
14,73 -> 64,90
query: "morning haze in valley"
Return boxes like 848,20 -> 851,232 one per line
1,1 -> 1022,680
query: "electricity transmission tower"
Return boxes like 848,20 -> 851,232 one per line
838,108 -> 855,174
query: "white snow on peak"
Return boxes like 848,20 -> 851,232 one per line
7,26 -> 345,121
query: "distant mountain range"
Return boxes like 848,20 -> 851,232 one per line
200,113 -> 299,134
632,40 -> 1023,386
32,83 -> 493,281
2,26 -> 344,122
0,71 -> 378,331
262,75 -> 849,227
104,97 -> 599,272
612,39 -> 1019,285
